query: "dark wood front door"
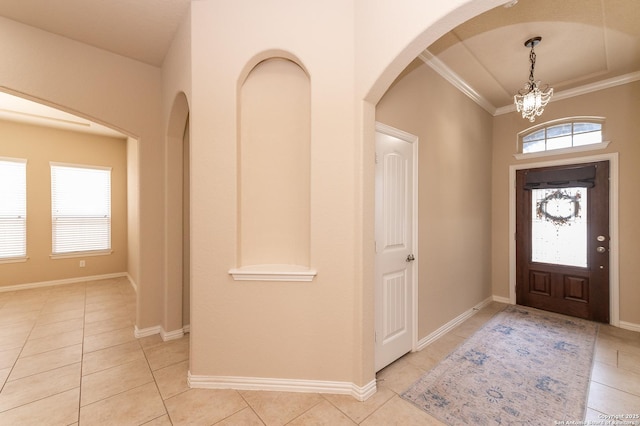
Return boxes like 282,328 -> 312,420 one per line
516,161 -> 610,323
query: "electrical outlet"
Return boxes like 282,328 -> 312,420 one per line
79,260 -> 86,267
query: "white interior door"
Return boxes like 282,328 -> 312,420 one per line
374,123 -> 417,372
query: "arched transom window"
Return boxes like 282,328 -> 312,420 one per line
518,117 -> 605,155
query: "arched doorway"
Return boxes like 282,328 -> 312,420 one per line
0,87 -> 141,321
362,0 -> 506,381
165,92 -> 191,338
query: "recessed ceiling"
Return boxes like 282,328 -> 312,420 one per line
425,0 -> 640,112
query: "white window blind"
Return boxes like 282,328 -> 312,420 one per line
0,158 -> 27,260
51,163 -> 111,255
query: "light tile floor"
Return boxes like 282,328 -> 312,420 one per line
0,277 -> 638,425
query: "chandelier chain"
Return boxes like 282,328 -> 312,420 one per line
529,49 -> 536,83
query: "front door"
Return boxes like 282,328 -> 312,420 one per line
374,125 -> 416,371
516,161 -> 609,322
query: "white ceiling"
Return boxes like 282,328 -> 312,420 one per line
0,0 -> 638,132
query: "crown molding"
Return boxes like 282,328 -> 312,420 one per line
418,51 -> 497,115
495,71 -> 640,116
419,51 -> 640,117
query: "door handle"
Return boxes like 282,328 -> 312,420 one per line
406,254 -> 415,262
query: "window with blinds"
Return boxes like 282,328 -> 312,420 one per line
51,163 -> 111,256
0,158 -> 27,261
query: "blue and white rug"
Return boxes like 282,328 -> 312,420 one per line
401,305 -> 598,425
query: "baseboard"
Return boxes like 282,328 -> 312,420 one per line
188,373 -> 377,401
134,325 -> 162,338
134,324 -> 188,341
126,273 -> 138,293
416,296 -> 494,351
161,328 -> 185,341
619,321 -> 640,333
0,272 -> 129,293
354,379 -> 377,401
492,295 -> 512,304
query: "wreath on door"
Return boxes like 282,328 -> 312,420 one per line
536,189 -> 582,226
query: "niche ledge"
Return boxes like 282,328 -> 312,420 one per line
229,264 -> 317,282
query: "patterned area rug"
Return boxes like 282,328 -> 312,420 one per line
402,305 -> 599,425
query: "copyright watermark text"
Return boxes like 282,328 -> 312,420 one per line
554,415 -> 640,426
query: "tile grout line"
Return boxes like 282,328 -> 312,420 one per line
281,395 -> 329,425
235,389 -> 267,425
77,282 -> 87,423
0,286 -> 82,417
317,393 -> 362,425
0,289 -> 52,394
78,280 -> 163,422
140,329 -> 174,423
0,297 -> 39,409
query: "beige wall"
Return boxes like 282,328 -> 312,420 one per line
376,60 -> 494,339
0,119 -> 127,286
492,81 -> 640,325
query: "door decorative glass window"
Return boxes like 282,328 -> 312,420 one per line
531,188 -> 587,267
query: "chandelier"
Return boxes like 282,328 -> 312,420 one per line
514,36 -> 553,122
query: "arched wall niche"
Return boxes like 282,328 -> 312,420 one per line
237,50 -> 310,88
165,91 -> 191,337
167,92 -> 190,139
233,54 -> 314,281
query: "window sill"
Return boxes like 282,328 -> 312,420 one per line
50,250 -> 112,260
229,264 -> 317,282
514,141 -> 610,160
0,256 -> 28,265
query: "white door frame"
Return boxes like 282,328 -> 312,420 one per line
375,122 -> 419,360
508,152 -> 619,326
